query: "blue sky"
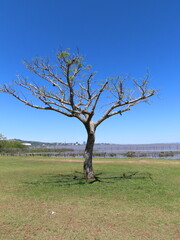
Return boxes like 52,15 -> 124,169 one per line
0,0 -> 179,144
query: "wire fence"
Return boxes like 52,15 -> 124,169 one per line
57,143 -> 180,153
1,143 -> 180,158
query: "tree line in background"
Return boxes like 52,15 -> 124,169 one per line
0,134 -> 25,153
0,134 -> 74,154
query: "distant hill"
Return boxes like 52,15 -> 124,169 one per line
11,139 -> 75,147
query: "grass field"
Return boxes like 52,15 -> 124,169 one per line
0,156 -> 179,240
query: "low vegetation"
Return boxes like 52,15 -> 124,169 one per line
0,139 -> 25,153
0,138 -> 74,155
122,151 -> 179,158
158,151 -> 175,157
0,156 -> 179,239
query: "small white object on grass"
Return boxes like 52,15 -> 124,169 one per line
51,211 -> 56,215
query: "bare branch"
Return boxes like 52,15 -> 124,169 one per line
95,84 -> 155,127
91,81 -> 109,112
0,84 -> 75,117
0,49 -> 156,129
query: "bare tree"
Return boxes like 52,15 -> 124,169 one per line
0,50 -> 155,179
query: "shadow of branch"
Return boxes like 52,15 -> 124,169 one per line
23,171 -> 152,186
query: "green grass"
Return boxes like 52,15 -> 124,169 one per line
0,156 -> 179,240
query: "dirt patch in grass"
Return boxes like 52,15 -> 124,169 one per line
37,158 -> 180,165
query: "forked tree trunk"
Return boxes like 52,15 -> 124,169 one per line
84,122 -> 96,179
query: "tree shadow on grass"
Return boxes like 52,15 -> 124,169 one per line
24,171 -> 153,186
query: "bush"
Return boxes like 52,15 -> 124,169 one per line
0,140 -> 25,152
158,152 -> 175,157
123,151 -> 136,158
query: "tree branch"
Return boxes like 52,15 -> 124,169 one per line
95,90 -> 154,127
0,49 -> 156,130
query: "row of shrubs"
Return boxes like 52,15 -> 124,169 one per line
122,151 -> 177,158
94,152 -> 180,158
94,151 -> 178,158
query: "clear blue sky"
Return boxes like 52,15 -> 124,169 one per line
0,0 -> 179,144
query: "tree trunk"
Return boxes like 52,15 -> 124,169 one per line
84,122 -> 95,179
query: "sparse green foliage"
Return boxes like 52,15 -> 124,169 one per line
57,51 -> 70,58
